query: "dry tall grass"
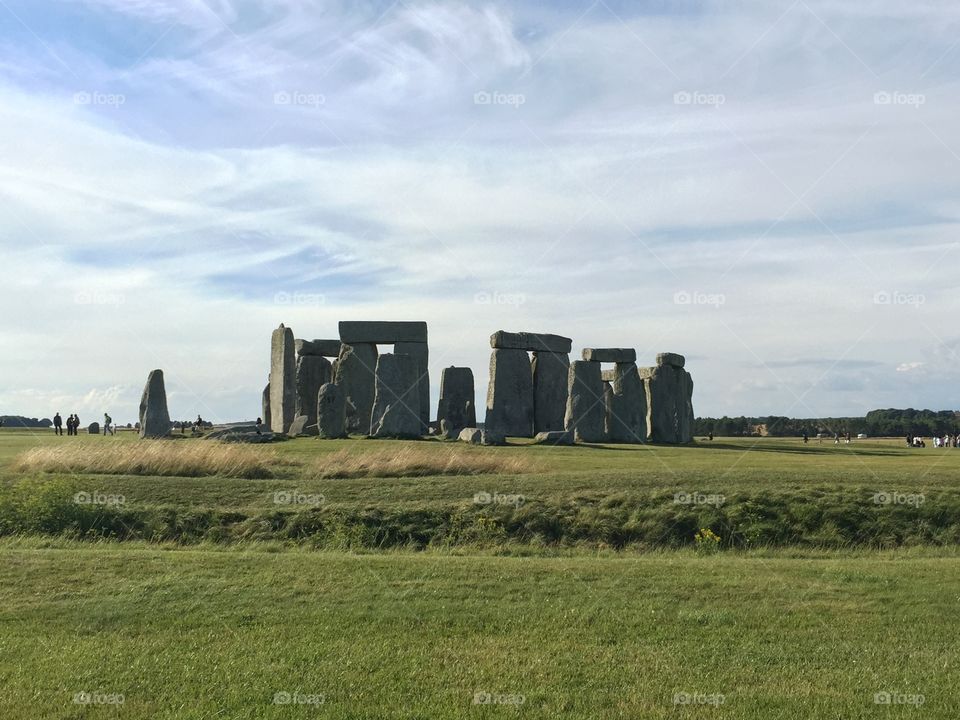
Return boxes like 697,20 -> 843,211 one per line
14,441 -> 277,479
311,445 -> 539,479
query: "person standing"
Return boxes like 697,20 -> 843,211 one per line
53,412 -> 63,436
103,413 -> 114,436
66,414 -> 74,436
74,414 -> 80,436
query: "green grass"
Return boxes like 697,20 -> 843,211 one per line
0,539 -> 956,719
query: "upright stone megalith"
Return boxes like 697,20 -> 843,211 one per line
262,380 -> 271,424
437,366 -> 476,434
394,341 -> 429,433
317,382 -> 347,439
139,369 -> 171,439
607,361 -> 647,443
485,349 -> 534,438
295,352 -> 332,436
532,351 -> 569,433
370,354 -> 422,438
642,352 -> 694,443
334,342 -> 378,434
564,360 -> 606,442
270,324 -> 296,434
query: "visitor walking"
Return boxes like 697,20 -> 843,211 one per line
103,413 -> 114,436
53,412 -> 63,436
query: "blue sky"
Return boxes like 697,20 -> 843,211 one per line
1,0 -> 959,424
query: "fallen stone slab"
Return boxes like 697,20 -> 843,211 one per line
582,348 -> 637,363
339,321 -> 427,344
657,352 -> 685,368
490,330 -> 572,354
459,427 -> 482,444
288,415 -> 311,437
205,425 -> 281,443
481,429 -> 505,446
296,339 -> 342,357
533,430 -> 574,446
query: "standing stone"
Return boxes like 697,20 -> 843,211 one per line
270,324 -> 296,434
333,342 -> 378,434
288,415 -> 309,437
262,380 -> 271,425
436,366 -> 476,434
370,354 -> 422,438
603,381 -> 614,437
564,360 -> 606,443
532,351 -> 569,433
485,349 -> 534,438
316,382 -> 347,439
295,354 -> 332,436
139,368 -> 171,439
394,341 -> 429,433
642,361 -> 694,443
607,362 -> 647,443
88,422 -> 100,435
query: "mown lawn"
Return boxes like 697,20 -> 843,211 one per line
0,540 -> 956,719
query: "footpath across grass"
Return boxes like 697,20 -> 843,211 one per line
0,539 -> 956,719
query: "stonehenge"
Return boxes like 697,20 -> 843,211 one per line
437,367 -> 476,435
642,353 -> 695,443
485,331 -> 571,438
261,322 -> 694,445
139,369 -> 171,439
269,324 -> 296,434
370,354 -> 421,438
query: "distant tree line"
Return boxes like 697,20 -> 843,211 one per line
0,416 -> 53,428
694,409 -> 960,437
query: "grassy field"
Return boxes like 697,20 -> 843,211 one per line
1,428 -> 958,718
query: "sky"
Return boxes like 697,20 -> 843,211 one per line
1,0 -> 959,424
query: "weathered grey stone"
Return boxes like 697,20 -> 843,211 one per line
436,366 -> 476,434
533,430 -> 574,445
394,341 -> 429,433
481,428 -> 505,446
643,364 -> 694,443
437,419 -> 455,440
205,425 -> 279,443
370,354 -> 422,438
316,382 -> 347,439
485,348 -> 534,437
88,422 -> 100,435
564,360 -> 606,443
601,369 -> 616,382
532,351 -> 569,433
459,427 -> 482,444
262,381 -> 271,425
657,352 -> 686,369
490,330 -> 572,353
582,348 -> 637,363
270,324 -> 296,434
296,339 -> 342,357
288,415 -> 310,437
607,362 -> 647,443
333,342 -> 378,434
339,321 -> 427,344
139,369 -> 171,439
295,355 -> 331,436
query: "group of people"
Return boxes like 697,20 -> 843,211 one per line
52,412 -> 115,436
908,434 -> 960,448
